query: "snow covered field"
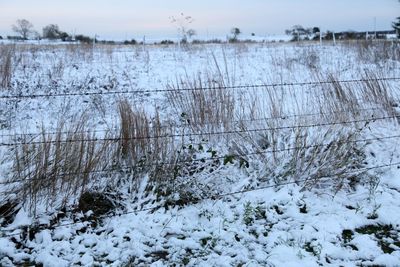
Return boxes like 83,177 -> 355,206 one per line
1,41 -> 400,266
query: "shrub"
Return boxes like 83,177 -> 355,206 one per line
75,34 -> 93,44
160,40 -> 174,45
123,39 -> 137,45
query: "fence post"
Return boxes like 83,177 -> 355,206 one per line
319,28 -> 322,45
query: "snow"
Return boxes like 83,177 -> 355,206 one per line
5,209 -> 32,229
373,252 -> 400,266
1,41 -> 400,266
0,238 -> 15,258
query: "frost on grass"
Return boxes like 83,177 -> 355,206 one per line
0,41 -> 400,266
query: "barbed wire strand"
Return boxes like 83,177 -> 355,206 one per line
0,77 -> 399,99
1,113 -> 398,147
1,133 -> 399,186
0,106 -> 384,139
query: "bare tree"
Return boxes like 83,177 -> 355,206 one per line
12,19 -> 34,40
230,27 -> 241,42
170,13 -> 195,43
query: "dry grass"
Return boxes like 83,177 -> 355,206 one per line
233,109 -> 370,192
9,115 -> 113,214
65,43 -> 94,62
0,45 -> 15,89
257,126 -> 368,192
47,58 -> 65,82
352,40 -> 400,64
358,71 -> 397,116
217,72 -> 393,191
116,99 -> 177,187
315,74 -> 362,121
3,100 -> 179,215
166,74 -> 235,133
117,99 -> 175,165
2,42 -> 399,216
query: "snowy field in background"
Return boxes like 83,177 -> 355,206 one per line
2,41 -> 399,133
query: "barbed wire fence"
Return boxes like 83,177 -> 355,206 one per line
0,75 -> 398,142
0,76 -> 400,239
0,133 -> 398,186
0,76 -> 399,99
1,161 -> 399,239
0,114 -> 396,147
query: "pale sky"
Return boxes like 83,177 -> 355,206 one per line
0,0 -> 398,40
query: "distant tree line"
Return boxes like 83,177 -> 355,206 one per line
2,17 -> 399,45
4,19 -> 103,44
285,25 -> 320,41
285,24 -> 397,41
2,19 -> 142,44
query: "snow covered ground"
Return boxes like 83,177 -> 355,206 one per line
1,41 -> 400,266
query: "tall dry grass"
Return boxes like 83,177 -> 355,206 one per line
165,69 -> 396,193
352,40 -> 400,64
2,42 -> 399,216
115,99 -> 178,193
239,71 -> 398,191
358,71 -> 397,116
166,75 -> 235,133
0,45 -> 15,89
8,115 -> 113,214
248,125 -> 368,192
